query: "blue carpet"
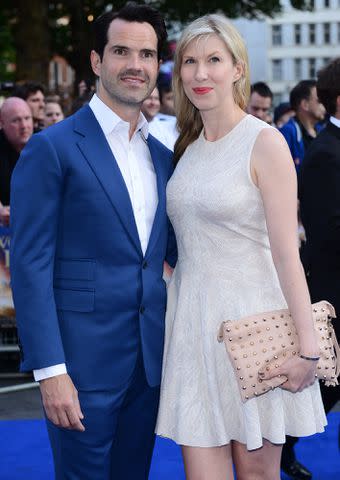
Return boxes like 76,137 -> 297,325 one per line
0,413 -> 339,479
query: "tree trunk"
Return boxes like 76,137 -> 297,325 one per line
68,0 -> 94,89
13,0 -> 50,85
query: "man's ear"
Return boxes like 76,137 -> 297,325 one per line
90,50 -> 101,76
233,62 -> 243,83
300,98 -> 309,112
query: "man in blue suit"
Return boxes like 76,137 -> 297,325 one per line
10,3 -> 176,479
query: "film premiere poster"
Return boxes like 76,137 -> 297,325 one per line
0,226 -> 15,318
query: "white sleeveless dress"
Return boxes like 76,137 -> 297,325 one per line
155,114 -> 327,450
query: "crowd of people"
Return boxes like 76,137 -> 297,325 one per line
0,2 -> 339,480
0,48 -> 331,229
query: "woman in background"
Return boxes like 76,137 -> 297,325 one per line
156,14 -> 326,480
43,100 -> 64,128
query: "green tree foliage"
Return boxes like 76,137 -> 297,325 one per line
0,2 -> 16,82
13,0 -> 50,84
0,0 -> 310,90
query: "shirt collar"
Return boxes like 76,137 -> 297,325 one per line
89,93 -> 149,139
330,116 -> 340,129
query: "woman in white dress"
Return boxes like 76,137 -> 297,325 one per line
155,14 -> 327,480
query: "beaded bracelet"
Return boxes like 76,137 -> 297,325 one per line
299,353 -> 320,361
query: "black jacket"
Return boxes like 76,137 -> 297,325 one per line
0,130 -> 20,205
299,121 -> 340,339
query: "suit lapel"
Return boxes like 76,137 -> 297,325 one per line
74,106 -> 142,254
145,137 -> 167,258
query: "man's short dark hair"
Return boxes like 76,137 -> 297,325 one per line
316,58 -> 340,116
93,2 -> 167,61
250,82 -> 273,99
13,82 -> 45,100
289,80 -> 316,112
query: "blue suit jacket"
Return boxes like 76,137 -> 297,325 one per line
10,105 -> 176,390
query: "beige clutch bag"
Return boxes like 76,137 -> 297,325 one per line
217,300 -> 340,402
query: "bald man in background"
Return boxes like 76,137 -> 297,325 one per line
0,97 -> 33,225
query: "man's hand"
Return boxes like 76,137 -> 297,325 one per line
39,374 -> 85,431
0,205 -> 10,226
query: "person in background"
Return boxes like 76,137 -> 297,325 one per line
14,82 -> 45,132
142,87 -> 178,150
0,97 -> 33,225
142,87 -> 161,122
71,78 -> 95,113
159,40 -> 176,78
280,81 -> 326,480
274,102 -> 295,129
279,80 -> 325,174
299,55 -> 340,467
157,74 -> 175,117
43,100 -> 65,128
247,81 -> 273,122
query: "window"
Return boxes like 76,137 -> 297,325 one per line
324,0 -> 330,7
323,57 -> 330,65
309,58 -> 316,78
294,58 -> 302,80
309,24 -> 315,44
272,25 -> 282,45
295,24 -> 301,45
309,0 -> 315,9
272,59 -> 283,81
324,23 -> 331,43
338,22 -> 340,42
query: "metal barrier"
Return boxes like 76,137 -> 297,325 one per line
0,382 -> 39,394
0,226 -> 37,392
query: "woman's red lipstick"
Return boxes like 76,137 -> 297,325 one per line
193,87 -> 213,95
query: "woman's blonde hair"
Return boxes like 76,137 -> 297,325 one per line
173,14 -> 250,164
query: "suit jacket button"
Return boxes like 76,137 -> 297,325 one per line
140,306 -> 145,314
142,261 -> 147,269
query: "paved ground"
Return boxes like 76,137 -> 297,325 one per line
0,377 -> 42,420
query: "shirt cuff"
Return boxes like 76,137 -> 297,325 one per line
33,363 -> 67,382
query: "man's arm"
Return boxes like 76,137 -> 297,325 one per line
10,133 -> 84,430
10,133 -> 65,368
164,155 -> 177,268
165,218 -> 177,268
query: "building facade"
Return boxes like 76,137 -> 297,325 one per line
268,0 -> 340,103
233,0 -> 340,105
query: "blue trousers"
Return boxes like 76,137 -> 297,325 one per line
46,353 -> 160,479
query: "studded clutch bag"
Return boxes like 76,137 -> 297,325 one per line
217,300 -> 340,402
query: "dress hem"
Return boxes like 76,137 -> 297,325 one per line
155,424 -> 326,451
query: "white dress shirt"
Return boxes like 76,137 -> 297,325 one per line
34,94 -> 158,381
330,116 -> 340,128
148,115 -> 178,151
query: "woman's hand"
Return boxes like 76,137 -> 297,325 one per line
261,355 -> 317,393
